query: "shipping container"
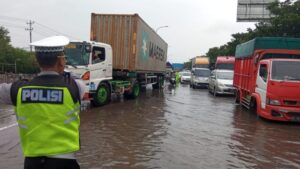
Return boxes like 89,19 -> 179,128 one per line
90,13 -> 168,73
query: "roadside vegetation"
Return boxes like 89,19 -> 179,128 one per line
0,26 -> 39,73
206,0 -> 300,63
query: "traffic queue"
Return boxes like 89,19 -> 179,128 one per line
173,37 -> 300,122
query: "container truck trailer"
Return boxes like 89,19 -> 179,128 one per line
233,37 -> 300,122
64,13 -> 168,106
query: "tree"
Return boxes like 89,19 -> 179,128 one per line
183,61 -> 192,70
265,0 -> 300,37
206,1 -> 300,59
0,26 -> 39,73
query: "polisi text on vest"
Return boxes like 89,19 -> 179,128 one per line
21,88 -> 63,104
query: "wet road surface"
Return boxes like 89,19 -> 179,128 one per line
1,83 -> 300,169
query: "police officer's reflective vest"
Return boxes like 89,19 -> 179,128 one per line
11,75 -> 80,157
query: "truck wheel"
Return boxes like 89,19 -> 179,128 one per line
92,83 -> 111,107
249,98 -> 257,113
124,82 -> 140,99
153,76 -> 164,89
152,83 -> 159,89
235,91 -> 240,104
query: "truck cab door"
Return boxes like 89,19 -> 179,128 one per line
255,63 -> 268,109
89,46 -> 110,80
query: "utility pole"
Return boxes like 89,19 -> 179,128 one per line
25,20 -> 34,52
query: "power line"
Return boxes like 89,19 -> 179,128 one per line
0,15 -> 27,22
0,23 -> 26,29
35,22 -> 78,39
0,15 -> 80,41
33,30 -> 51,37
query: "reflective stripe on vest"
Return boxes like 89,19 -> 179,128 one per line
15,86 -> 80,157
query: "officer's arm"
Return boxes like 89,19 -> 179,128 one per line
0,83 -> 12,105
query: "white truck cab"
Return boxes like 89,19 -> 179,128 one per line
65,41 -> 139,106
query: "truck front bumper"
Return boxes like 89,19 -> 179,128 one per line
260,105 -> 300,122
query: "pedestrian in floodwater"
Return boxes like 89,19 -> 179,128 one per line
0,36 -> 86,169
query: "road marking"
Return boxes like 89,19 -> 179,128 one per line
0,123 -> 18,131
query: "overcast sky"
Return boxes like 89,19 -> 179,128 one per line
0,0 -> 255,63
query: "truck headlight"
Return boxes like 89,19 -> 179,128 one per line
268,99 -> 280,105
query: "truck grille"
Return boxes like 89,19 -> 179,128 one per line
287,112 -> 300,118
283,100 -> 300,106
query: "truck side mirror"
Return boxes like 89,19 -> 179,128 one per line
85,45 -> 92,53
254,54 -> 260,65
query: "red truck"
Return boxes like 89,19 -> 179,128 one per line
215,56 -> 235,70
233,37 -> 300,122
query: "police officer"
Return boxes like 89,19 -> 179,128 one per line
175,71 -> 180,84
0,36 -> 85,169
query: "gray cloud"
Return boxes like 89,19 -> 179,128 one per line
0,0 -> 255,63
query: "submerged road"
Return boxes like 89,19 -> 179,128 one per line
1,83 -> 300,169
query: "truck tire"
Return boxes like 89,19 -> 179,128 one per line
152,83 -> 159,89
235,91 -> 240,104
153,76 -> 164,89
249,98 -> 257,113
124,82 -> 140,99
92,83 -> 111,107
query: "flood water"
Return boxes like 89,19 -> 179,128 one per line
1,83 -> 300,169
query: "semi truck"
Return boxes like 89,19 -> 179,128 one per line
64,13 -> 168,106
191,56 -> 209,69
233,37 -> 300,122
215,56 -> 235,70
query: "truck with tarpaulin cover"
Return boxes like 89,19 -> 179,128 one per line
191,56 -> 209,69
215,56 -> 235,70
64,13 -> 168,106
233,37 -> 300,121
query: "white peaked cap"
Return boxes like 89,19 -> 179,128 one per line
30,36 -> 70,52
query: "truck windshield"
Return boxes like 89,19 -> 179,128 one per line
65,43 -> 90,66
194,69 -> 210,77
272,61 -> 300,81
216,71 -> 233,80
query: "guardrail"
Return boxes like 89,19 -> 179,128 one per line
0,73 -> 36,83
